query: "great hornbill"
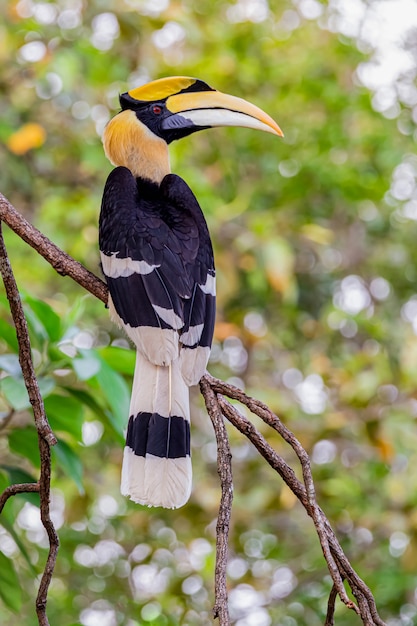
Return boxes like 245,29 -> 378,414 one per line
99,76 -> 282,508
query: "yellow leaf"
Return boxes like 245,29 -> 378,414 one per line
280,484 -> 297,509
214,321 -> 241,341
7,123 -> 46,155
374,436 -> 394,462
262,238 -> 296,299
301,223 -> 334,245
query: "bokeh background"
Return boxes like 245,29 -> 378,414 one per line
1,0 -> 417,624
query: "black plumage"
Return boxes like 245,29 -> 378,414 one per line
99,167 -> 215,345
125,412 -> 191,459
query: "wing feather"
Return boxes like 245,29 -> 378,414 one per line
160,175 -> 216,383
99,167 -> 215,375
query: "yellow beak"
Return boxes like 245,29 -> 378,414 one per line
165,89 -> 283,137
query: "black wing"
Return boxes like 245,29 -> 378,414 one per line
99,167 -> 215,373
161,174 -> 216,384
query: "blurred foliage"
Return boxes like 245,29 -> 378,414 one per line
1,0 -> 417,624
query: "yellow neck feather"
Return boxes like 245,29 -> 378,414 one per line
102,110 -> 170,184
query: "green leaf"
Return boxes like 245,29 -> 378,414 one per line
0,294 -> 9,310
64,387 -> 107,421
0,470 -> 9,496
1,466 -> 37,484
98,345 -> 135,376
94,358 -> 129,437
62,296 -> 87,331
0,376 -> 55,412
0,552 -> 22,612
0,319 -> 18,352
64,387 -> 124,443
0,515 -> 38,576
22,306 -> 49,344
24,296 -> 61,342
44,393 -> 84,440
102,407 -> 126,442
38,376 -> 56,399
0,354 -> 21,376
53,439 -> 84,494
72,351 -> 101,380
1,377 -> 29,411
70,350 -> 128,438
21,295 -> 61,345
8,426 -> 40,469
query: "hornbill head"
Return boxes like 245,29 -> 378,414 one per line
103,76 -> 283,180
119,75 -> 283,142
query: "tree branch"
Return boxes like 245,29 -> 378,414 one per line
0,192 -> 107,305
200,378 -> 386,626
0,482 -> 40,513
0,221 -> 59,626
325,583 -> 338,626
200,377 -> 233,626
36,434 -> 59,626
0,192 -> 387,625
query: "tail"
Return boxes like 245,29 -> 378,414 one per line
121,351 -> 192,508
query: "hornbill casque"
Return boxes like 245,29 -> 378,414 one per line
99,76 -> 283,509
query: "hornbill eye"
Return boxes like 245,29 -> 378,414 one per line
152,105 -> 163,115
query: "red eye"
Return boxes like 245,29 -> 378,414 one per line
152,105 -> 162,115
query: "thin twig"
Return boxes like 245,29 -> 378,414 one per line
325,583 -> 338,626
0,482 -> 40,513
0,408 -> 15,431
0,224 -> 56,447
211,381 -> 351,605
201,384 -> 386,626
36,435 -> 59,626
0,221 -> 59,626
200,377 -> 233,625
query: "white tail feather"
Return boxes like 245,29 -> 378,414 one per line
179,345 -> 211,386
122,350 -> 192,508
122,449 -> 192,508
129,352 -> 190,418
121,446 -> 146,498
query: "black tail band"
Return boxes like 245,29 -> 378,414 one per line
126,412 -> 190,459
